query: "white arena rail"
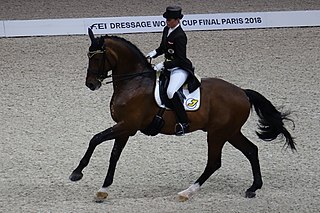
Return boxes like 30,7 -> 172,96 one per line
1,10 -> 320,37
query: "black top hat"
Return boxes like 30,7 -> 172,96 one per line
163,6 -> 184,19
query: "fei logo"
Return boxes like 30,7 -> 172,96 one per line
90,23 -> 108,30
185,98 -> 199,110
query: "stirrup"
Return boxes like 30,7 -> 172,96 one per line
175,123 -> 189,136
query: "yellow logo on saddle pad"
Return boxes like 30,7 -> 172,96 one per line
186,98 -> 199,109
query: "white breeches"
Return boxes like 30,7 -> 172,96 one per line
167,68 -> 189,99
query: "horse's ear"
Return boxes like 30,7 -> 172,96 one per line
88,28 -> 95,42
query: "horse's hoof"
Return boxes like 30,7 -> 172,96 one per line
245,191 -> 256,198
69,171 -> 83,181
177,194 -> 189,202
95,191 -> 108,203
177,183 -> 200,202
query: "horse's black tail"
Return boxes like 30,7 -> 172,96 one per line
244,89 -> 296,151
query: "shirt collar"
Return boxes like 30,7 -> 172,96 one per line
167,24 -> 180,36
169,24 -> 180,32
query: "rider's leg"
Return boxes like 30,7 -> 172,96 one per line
167,68 -> 189,136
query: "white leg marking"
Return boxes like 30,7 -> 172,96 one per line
98,187 -> 108,193
178,183 -> 201,200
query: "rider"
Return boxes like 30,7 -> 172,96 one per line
146,6 -> 200,136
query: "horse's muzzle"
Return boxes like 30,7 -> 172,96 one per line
86,77 -> 101,91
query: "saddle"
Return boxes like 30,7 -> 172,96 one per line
155,70 -> 201,111
141,70 -> 201,136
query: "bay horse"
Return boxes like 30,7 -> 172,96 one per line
70,28 -> 296,202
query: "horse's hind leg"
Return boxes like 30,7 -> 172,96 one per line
178,131 -> 226,201
228,132 -> 263,198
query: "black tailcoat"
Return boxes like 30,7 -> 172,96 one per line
155,25 -> 200,92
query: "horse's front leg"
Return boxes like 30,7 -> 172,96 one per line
69,127 -> 116,181
95,135 -> 129,202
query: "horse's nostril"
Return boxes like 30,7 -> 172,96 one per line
86,82 -> 96,91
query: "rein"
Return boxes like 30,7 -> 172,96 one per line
104,56 -> 154,84
102,71 -> 152,84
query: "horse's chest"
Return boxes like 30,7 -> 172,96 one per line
110,95 -> 130,122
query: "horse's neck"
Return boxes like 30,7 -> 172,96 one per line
113,61 -> 143,75
107,38 -> 154,92
108,38 -> 149,74
112,66 -> 154,93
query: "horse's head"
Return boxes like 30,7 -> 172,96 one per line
85,28 -> 153,91
85,28 -> 114,91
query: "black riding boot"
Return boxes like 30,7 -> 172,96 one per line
171,93 -> 189,136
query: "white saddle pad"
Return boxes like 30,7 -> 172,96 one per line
154,75 -> 201,111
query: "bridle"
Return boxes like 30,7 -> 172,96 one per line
87,49 -> 153,85
87,49 -> 105,58
87,49 -> 112,81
